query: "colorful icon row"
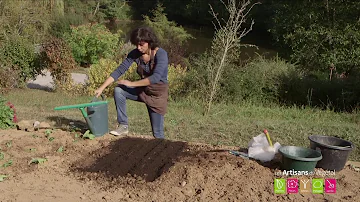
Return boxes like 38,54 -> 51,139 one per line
274,178 -> 336,194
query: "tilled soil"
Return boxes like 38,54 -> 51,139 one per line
0,129 -> 359,202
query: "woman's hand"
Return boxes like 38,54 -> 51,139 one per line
94,76 -> 115,97
118,80 -> 133,86
95,88 -> 104,97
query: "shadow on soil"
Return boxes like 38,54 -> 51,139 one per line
46,116 -> 88,133
26,83 -> 54,92
72,137 -> 188,182
70,137 -> 281,183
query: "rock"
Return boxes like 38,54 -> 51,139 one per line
16,120 -> 33,131
181,188 -> 193,197
102,195 -> 110,200
39,122 -> 51,128
181,181 -> 187,187
27,127 -> 35,132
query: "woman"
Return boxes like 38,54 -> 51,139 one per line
95,26 -> 169,139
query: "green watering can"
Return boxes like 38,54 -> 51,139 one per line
54,95 -> 109,137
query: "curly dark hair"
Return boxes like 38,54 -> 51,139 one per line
130,26 -> 160,50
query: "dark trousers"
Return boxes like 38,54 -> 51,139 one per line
114,85 -> 165,139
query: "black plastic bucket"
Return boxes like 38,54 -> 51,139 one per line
308,135 -> 354,171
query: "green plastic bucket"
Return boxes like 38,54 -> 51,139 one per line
279,146 -> 322,172
86,95 -> 109,137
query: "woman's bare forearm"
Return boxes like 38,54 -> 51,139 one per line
99,77 -> 115,90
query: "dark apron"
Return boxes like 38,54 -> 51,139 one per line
136,49 -> 169,115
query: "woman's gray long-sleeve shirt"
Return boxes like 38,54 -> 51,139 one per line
110,48 -> 168,84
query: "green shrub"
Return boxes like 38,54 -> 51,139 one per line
143,4 -> 193,66
184,54 -> 299,104
39,36 -> 84,95
64,23 -> 122,66
0,97 -> 16,129
222,56 -> 298,104
49,14 -> 86,38
63,0 -> 132,23
278,72 -> 360,112
95,0 -> 133,22
87,58 -> 138,97
168,64 -> 188,100
268,0 -> 360,73
0,65 -> 21,93
87,58 -> 187,98
182,52 -> 213,102
40,37 -> 77,83
0,0 -> 52,44
0,36 -> 42,86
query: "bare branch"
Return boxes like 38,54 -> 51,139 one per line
211,21 -> 219,33
205,0 -> 259,115
244,2 -> 261,17
209,4 -> 222,30
240,20 -> 255,38
93,0 -> 100,16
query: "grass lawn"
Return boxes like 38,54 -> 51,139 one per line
4,88 -> 360,161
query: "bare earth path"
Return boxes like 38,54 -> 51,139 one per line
26,71 -> 87,91
0,129 -> 359,202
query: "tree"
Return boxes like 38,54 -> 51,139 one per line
205,0 -> 258,114
0,0 -> 52,43
143,4 -> 193,66
269,0 -> 360,74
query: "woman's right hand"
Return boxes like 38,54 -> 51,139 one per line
94,77 -> 115,97
94,88 -> 104,97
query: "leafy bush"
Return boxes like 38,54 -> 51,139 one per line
92,0 -> 133,22
87,58 -> 138,97
39,37 -> 82,94
0,0 -> 52,44
269,0 -> 360,73
87,58 -> 187,98
130,0 -> 227,28
64,23 -> 122,66
112,41 -> 136,64
49,14 -> 86,38
40,37 -> 77,83
167,64 -> 188,100
184,54 -> 298,104
0,65 -> 21,93
278,72 -> 360,112
63,0 -> 132,23
182,52 -> 213,102
0,36 -> 42,86
222,56 -> 298,104
143,4 -> 193,67
53,76 -> 88,96
0,97 -> 16,129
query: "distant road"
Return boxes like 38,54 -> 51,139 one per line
27,70 -> 88,91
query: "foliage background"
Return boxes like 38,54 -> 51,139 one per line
0,0 -> 360,112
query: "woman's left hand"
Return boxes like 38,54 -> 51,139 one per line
118,80 -> 133,86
